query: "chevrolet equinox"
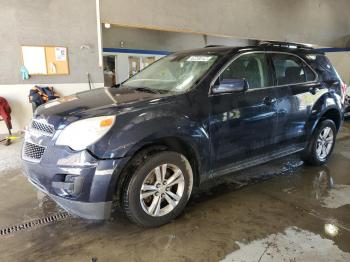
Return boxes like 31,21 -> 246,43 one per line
22,42 -> 345,227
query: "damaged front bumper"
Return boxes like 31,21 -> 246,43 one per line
22,145 -> 129,220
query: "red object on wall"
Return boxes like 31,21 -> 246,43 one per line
0,97 -> 12,130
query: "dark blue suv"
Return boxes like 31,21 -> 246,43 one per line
22,43 -> 344,227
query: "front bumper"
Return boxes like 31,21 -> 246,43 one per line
27,176 -> 112,220
22,145 -> 129,220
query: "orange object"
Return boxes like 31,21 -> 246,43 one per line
100,118 -> 114,127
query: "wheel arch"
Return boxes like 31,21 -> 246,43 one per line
319,108 -> 342,131
305,106 -> 342,144
109,136 -> 202,207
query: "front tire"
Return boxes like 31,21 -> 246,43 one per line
303,119 -> 337,166
121,151 -> 193,227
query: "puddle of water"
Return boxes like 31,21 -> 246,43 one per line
222,226 -> 350,262
321,185 -> 350,209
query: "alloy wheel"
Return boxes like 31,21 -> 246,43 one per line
316,126 -> 334,161
140,163 -> 185,217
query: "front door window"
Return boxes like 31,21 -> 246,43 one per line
220,53 -> 272,89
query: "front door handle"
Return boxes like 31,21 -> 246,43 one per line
263,96 -> 277,105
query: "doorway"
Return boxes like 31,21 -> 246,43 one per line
103,55 -> 117,87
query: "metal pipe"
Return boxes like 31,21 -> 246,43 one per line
95,0 -> 103,67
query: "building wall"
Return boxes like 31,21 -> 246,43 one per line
101,0 -> 350,48
326,52 -> 350,85
102,26 -> 252,83
103,27 -> 204,52
103,26 -> 253,52
0,0 -> 103,134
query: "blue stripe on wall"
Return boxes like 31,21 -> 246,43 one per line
316,47 -> 350,53
103,47 -> 172,55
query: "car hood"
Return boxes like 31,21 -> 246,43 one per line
34,87 -> 167,127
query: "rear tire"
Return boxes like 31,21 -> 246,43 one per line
302,119 -> 336,166
121,151 -> 193,227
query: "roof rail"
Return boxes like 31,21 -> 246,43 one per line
204,45 -> 224,48
259,41 -> 314,49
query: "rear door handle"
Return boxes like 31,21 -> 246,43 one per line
263,96 -> 277,105
309,87 -> 320,95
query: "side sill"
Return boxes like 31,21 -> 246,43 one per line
210,145 -> 304,179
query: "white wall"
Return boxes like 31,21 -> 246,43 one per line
206,36 -> 252,47
101,0 -> 350,48
0,0 -> 103,85
0,0 -> 103,135
103,26 -> 254,52
0,83 -> 103,134
326,52 -> 350,85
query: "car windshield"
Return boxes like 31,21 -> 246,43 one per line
122,53 -> 218,93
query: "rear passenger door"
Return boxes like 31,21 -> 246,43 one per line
269,53 -> 319,147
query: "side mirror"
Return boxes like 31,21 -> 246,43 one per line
212,79 -> 249,94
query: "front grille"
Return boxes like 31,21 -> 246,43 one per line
23,142 -> 45,162
31,119 -> 55,136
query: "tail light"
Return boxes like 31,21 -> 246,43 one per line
341,82 -> 347,104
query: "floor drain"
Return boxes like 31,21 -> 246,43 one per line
0,212 -> 72,237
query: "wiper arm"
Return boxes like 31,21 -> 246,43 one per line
111,83 -> 121,88
134,87 -> 160,94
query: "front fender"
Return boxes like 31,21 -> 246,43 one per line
90,107 -> 210,171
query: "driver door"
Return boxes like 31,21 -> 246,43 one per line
208,52 -> 278,172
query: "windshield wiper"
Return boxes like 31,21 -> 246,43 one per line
134,87 -> 160,94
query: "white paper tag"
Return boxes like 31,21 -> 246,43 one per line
186,56 -> 213,62
55,47 -> 67,61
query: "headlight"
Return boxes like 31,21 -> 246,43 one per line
56,116 -> 116,151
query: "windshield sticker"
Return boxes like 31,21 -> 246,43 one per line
186,56 -> 213,62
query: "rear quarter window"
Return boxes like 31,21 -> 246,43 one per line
304,54 -> 343,97
305,54 -> 340,82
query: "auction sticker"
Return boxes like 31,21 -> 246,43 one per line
187,56 -> 213,62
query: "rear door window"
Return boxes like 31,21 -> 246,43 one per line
271,54 -> 316,85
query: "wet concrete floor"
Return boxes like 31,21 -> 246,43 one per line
0,122 -> 350,261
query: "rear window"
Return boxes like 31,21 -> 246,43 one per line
271,53 -> 317,85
